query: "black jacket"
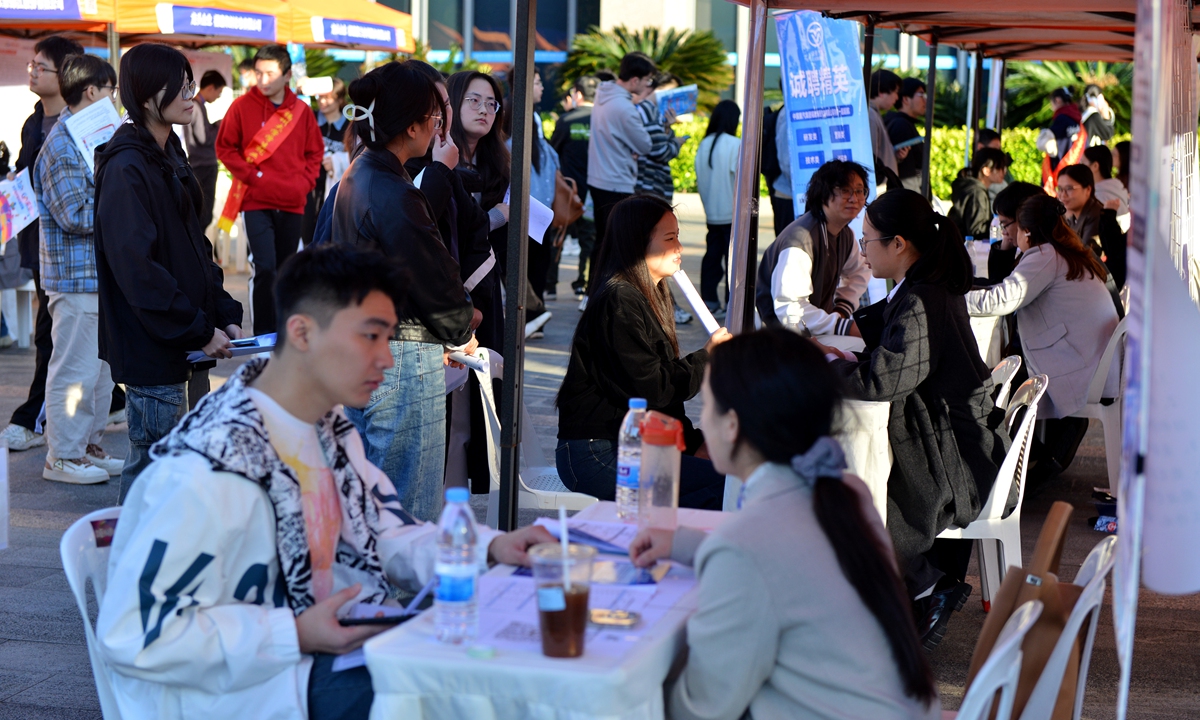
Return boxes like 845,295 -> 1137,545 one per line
836,280 -> 1009,583
949,172 -> 992,240
549,105 -> 592,193
884,110 -> 923,181
1068,197 -> 1126,288
557,280 -> 707,450
94,124 -> 243,386
16,101 -> 48,271
331,148 -> 473,347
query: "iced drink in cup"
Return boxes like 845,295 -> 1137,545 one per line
529,543 -> 596,658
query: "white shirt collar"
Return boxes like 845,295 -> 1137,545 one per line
886,278 -> 905,302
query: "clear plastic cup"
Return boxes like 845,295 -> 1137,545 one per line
529,543 -> 596,658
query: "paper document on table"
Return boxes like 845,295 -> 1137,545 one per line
186,333 -> 276,363
503,187 -> 555,243
0,169 -> 38,245
533,517 -> 639,553
672,270 -> 720,333
63,97 -> 120,175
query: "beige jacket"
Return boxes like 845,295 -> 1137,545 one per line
667,462 -> 940,720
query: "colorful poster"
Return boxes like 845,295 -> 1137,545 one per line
0,169 -> 38,246
774,11 -> 876,215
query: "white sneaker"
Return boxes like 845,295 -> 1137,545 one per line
674,308 -> 694,324
2,423 -> 46,451
43,458 -> 109,484
578,295 -> 588,312
107,408 -> 127,426
86,444 -> 125,476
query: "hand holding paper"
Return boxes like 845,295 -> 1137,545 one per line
671,270 -> 720,334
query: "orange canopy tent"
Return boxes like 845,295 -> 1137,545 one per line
287,0 -> 414,54
0,0 -> 115,36
115,0 -> 292,46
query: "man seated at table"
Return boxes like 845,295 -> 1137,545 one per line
96,245 -> 552,720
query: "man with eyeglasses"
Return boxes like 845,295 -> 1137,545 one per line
31,54 -> 124,484
216,43 -> 324,336
1,35 -> 85,454
884,77 -> 928,193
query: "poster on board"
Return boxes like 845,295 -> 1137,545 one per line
774,11 -> 876,216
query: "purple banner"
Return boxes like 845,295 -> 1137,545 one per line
312,16 -> 397,49
0,0 -> 84,21
157,5 -> 276,41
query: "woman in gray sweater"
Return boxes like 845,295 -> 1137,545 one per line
630,329 -> 939,720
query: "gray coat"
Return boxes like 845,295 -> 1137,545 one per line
668,462 -> 941,720
586,82 -> 652,194
967,243 -> 1120,418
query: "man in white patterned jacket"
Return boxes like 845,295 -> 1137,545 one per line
96,245 -> 552,720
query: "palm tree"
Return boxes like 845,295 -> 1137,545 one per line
1004,61 -> 1133,134
559,25 -> 734,111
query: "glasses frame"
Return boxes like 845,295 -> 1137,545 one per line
427,114 -> 444,131
857,234 -> 896,253
27,62 -> 57,76
181,80 -> 198,101
834,186 -> 869,201
462,94 -> 501,115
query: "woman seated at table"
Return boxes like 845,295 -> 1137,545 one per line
815,189 -> 1009,650
1056,163 -> 1126,288
967,193 -> 1120,483
556,195 -> 731,509
629,328 -> 940,720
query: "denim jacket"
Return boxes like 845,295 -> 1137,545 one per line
32,107 -> 98,293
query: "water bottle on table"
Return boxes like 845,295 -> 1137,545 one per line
638,411 -> 685,530
435,487 -> 478,644
616,398 -> 648,522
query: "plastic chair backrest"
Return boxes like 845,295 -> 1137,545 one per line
979,375 -> 1047,522
1019,536 -> 1118,720
1004,375 -> 1048,436
60,507 -> 123,720
957,600 -> 1045,720
1085,317 -> 1127,404
992,355 -> 1024,410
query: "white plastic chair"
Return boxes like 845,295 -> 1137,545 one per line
1067,317 -> 1126,495
473,349 -> 597,528
939,375 -> 1048,610
60,507 -> 123,720
1018,535 -> 1118,720
991,355 -> 1023,410
947,600 -> 1045,720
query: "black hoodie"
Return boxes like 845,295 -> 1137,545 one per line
94,123 -> 243,386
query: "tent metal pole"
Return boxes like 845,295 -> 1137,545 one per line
106,23 -> 119,81
921,34 -> 938,200
972,50 -> 984,145
497,0 -> 537,532
862,16 -> 875,91
463,0 -> 475,62
997,60 -> 1007,133
725,0 -> 767,335
963,50 -> 976,168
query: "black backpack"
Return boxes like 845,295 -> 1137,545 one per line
760,104 -> 783,186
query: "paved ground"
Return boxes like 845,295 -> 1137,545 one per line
1,194 -> 1197,719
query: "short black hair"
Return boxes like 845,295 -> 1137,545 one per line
993,181 -> 1044,219
200,70 -> 226,90
898,77 -> 925,102
33,35 -> 84,73
274,245 -> 408,347
805,159 -> 869,222
254,44 -> 291,76
1051,86 -> 1074,104
120,43 -> 193,129
59,54 -> 115,107
618,52 -> 656,82
869,69 -> 901,99
970,147 -> 1011,177
238,58 -> 256,72
976,128 -> 1001,147
1083,145 -> 1113,178
574,75 -> 599,102
594,70 -> 616,83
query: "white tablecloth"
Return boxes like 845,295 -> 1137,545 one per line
836,400 -> 892,523
365,504 -> 730,720
970,314 -> 1004,367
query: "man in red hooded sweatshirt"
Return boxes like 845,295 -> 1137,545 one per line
216,44 -> 323,335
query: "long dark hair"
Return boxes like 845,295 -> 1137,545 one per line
120,43 -> 193,129
447,70 -> 510,208
347,61 -> 442,152
866,189 -> 973,294
704,100 -> 740,168
707,328 -> 936,707
588,195 -> 679,354
1017,194 -> 1108,282
1114,140 -> 1131,188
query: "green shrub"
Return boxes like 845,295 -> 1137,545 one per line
928,126 -> 1044,199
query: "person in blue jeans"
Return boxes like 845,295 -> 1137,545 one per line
93,44 -> 243,502
332,61 -> 478,522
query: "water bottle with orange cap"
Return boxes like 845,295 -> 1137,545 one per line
637,411 -> 686,531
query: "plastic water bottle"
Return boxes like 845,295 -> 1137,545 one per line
616,398 -> 648,522
435,487 -> 478,644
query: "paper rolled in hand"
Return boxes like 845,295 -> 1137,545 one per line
671,270 -> 720,334
448,351 -> 487,372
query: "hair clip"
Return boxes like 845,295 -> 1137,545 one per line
344,99 -> 376,142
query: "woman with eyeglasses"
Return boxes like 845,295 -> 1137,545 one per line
446,71 -> 511,244
93,43 -> 244,501
331,60 -> 479,522
1056,163 -> 1126,288
754,159 -> 872,338
814,189 -> 1009,651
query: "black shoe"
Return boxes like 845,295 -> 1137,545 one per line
571,282 -> 586,298
916,581 -> 972,651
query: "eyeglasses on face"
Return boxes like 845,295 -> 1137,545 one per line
999,218 -> 1017,231
1056,183 -> 1081,194
463,94 -> 501,115
427,114 -> 444,130
834,186 -> 868,201
857,235 -> 895,252
27,62 -> 56,76
181,80 -> 198,101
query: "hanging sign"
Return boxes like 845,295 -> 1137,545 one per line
310,16 -> 404,51
155,3 -> 276,42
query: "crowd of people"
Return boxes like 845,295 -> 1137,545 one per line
0,33 -> 1134,719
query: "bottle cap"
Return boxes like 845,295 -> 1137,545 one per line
628,398 -> 648,410
445,487 -> 469,503
639,411 -> 686,450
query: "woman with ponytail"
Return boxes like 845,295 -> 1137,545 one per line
629,328 -> 939,720
967,193 -> 1119,479
816,188 -> 1009,650
332,61 -> 479,522
94,43 -> 244,500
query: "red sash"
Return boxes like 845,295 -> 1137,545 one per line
217,97 -> 307,233
1041,127 -> 1089,195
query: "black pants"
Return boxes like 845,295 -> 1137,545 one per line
701,223 -> 731,305
528,232 -> 554,303
308,652 -> 373,720
571,217 -> 596,292
770,195 -> 795,236
244,209 -> 303,336
193,164 -> 219,231
587,187 -> 632,291
555,439 -> 725,510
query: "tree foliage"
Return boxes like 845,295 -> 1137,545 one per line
1004,61 -> 1133,133
559,25 -> 734,111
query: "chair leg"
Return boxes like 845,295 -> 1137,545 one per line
1100,405 -> 1123,497
978,539 -> 1003,612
